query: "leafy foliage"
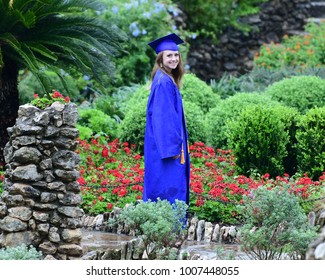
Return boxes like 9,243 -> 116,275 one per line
174,0 -> 268,41
210,66 -> 325,100
102,0 -> 186,88
254,22 -> 325,69
296,107 -> 325,180
0,0 -> 126,93
0,244 -> 42,260
111,199 -> 188,260
239,185 -> 318,260
264,75 -> 325,114
77,108 -> 119,140
226,104 -> 290,177
181,73 -> 220,114
204,92 -> 280,149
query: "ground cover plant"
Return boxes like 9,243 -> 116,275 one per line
75,137 -> 325,224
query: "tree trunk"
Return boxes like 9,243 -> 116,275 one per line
0,56 -> 19,166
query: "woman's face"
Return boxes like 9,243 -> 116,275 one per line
162,51 -> 180,73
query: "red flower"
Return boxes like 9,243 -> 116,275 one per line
107,203 -> 113,210
102,147 -> 109,158
64,96 -> 70,103
52,91 -> 63,99
77,176 -> 87,186
33,93 -> 39,98
263,173 -> 270,179
98,196 -> 104,201
118,188 -> 128,197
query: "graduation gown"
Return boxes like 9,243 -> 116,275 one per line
143,69 -> 190,204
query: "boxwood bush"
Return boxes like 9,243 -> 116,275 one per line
226,104 -> 291,177
205,92 -> 281,149
296,107 -> 325,180
77,108 -> 119,140
264,76 -> 325,114
181,73 -> 221,114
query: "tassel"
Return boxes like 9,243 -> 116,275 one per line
180,144 -> 185,164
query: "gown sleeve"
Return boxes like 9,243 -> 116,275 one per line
150,79 -> 182,159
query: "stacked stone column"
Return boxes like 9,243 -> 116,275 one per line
0,102 -> 83,260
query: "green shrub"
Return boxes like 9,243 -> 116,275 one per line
254,22 -> 325,69
77,108 -> 118,140
211,67 -> 325,99
182,73 -> 220,113
118,98 -> 147,151
296,107 -> 325,180
275,107 -> 300,176
205,92 -> 280,149
239,185 -> 318,260
76,124 -> 93,141
0,244 -> 42,260
227,104 -> 290,177
183,101 -> 206,143
112,199 -> 188,260
264,75 -> 325,114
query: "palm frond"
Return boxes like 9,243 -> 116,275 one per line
0,0 -> 127,92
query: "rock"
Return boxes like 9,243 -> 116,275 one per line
196,220 -> 205,241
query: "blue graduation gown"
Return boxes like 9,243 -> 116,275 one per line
143,69 -> 190,204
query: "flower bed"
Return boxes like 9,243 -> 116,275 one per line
76,138 -> 325,224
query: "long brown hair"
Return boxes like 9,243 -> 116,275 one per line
150,51 -> 185,89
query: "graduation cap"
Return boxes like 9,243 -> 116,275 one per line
148,33 -> 184,54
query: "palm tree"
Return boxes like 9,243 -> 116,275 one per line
0,0 -> 126,164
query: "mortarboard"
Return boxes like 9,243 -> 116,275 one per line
148,33 -> 184,54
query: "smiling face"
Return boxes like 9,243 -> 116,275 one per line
162,50 -> 180,73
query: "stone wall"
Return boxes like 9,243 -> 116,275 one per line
0,102 -> 83,260
185,0 -> 311,81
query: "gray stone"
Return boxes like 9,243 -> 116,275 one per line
37,223 -> 50,235
61,228 -> 82,243
12,147 -> 42,164
8,183 -> 40,198
4,231 -> 40,247
0,216 -> 28,232
60,127 -> 79,139
45,126 -> 60,137
12,136 -> 37,148
39,241 -> 58,255
12,165 -> 43,182
58,206 -> 84,218
212,224 -> 220,242
39,158 -> 53,170
196,220 -> 205,241
52,150 -> 80,170
33,211 -> 49,222
0,202 -> 7,218
58,244 -> 83,256
62,103 -> 79,126
47,181 -> 66,191
187,217 -> 198,241
49,227 -> 60,243
54,169 -> 79,182
41,192 -> 57,203
315,243 -> 325,260
8,206 -> 33,221
33,111 -> 50,126
204,222 -> 213,242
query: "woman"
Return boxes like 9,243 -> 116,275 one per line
143,33 -> 190,204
